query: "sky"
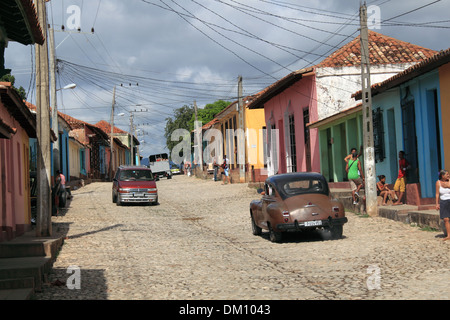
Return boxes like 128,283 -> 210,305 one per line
5,0 -> 450,158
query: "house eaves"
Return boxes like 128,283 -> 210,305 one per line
0,0 -> 45,45
308,103 -> 362,129
352,48 -> 450,101
213,93 -> 261,120
0,82 -> 36,138
247,67 -> 314,109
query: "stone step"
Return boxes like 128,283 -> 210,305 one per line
0,257 -> 52,292
0,277 -> 35,290
0,288 -> 34,300
0,232 -> 64,259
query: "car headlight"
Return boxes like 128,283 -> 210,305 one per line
147,188 -> 157,192
119,188 -> 131,193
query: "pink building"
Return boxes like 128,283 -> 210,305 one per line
248,67 -> 319,176
0,83 -> 37,241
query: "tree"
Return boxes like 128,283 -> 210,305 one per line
164,105 -> 195,156
188,100 -> 230,131
164,100 -> 230,158
0,74 -> 27,100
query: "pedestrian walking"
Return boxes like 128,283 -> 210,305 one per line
344,146 -> 362,164
436,169 -> 450,241
56,170 -> 66,188
393,151 -> 410,205
346,150 -> 364,204
221,155 -> 231,185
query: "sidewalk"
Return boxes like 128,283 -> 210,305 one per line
330,188 -> 445,233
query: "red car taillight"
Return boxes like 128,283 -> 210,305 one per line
333,207 -> 340,217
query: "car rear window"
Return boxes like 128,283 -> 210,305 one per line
119,170 -> 154,181
281,179 -> 328,198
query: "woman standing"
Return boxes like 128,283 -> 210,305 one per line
436,170 -> 450,241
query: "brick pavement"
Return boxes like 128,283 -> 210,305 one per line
35,175 -> 450,300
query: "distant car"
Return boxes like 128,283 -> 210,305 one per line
149,153 -> 172,179
170,163 -> 181,175
250,172 -> 347,242
112,166 -> 158,206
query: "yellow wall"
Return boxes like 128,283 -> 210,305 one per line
439,63 -> 450,171
245,108 -> 266,170
215,106 -> 266,170
69,139 -> 81,178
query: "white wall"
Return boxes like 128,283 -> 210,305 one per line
315,63 -> 417,121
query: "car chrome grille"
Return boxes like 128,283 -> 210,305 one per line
127,188 -> 150,192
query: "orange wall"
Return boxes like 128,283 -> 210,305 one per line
439,63 -> 450,171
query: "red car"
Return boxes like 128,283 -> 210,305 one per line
112,166 -> 158,206
250,172 -> 347,242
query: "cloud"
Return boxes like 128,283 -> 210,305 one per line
4,0 -> 449,156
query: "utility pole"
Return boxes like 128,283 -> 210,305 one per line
130,113 -> 135,165
193,100 -> 203,173
238,76 -> 245,183
129,108 -> 147,165
49,25 -> 59,175
360,3 -> 378,216
109,86 -> 116,179
35,0 -> 52,236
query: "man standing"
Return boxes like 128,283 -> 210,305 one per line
393,151 -> 410,205
346,150 -> 364,204
213,156 -> 219,182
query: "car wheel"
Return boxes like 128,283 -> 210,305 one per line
251,213 -> 262,236
112,193 -> 117,203
330,225 -> 343,240
116,195 -> 122,206
59,190 -> 67,208
268,223 -> 282,243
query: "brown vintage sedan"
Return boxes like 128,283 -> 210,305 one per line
250,172 -> 347,242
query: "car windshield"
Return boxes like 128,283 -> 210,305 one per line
119,170 -> 153,181
279,178 -> 328,199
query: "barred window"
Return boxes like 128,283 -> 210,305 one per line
373,107 -> 385,163
289,114 -> 297,172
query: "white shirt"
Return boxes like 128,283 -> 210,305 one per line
439,181 -> 450,201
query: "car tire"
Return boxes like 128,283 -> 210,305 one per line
251,214 -> 262,236
116,195 -> 122,206
330,225 -> 343,240
59,190 -> 67,208
268,223 -> 282,243
112,193 -> 117,203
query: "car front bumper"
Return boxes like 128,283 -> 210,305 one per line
276,217 -> 348,231
118,193 -> 158,203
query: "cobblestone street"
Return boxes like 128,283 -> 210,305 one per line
36,175 -> 450,300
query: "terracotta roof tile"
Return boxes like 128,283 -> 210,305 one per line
317,30 -> 437,68
353,48 -> 450,100
95,120 -> 128,135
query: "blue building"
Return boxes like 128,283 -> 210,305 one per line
354,49 -> 450,204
